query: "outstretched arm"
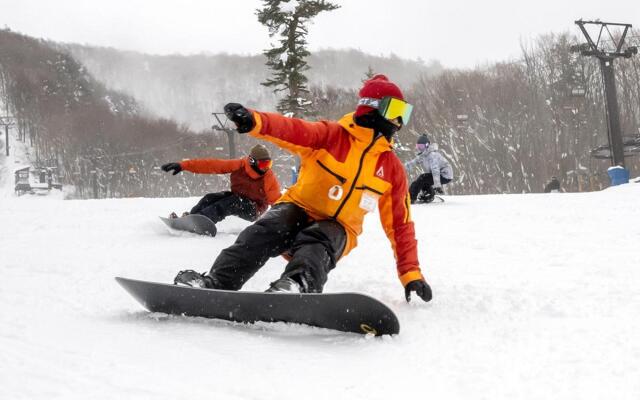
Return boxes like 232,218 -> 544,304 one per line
248,111 -> 346,155
224,103 -> 348,155
180,158 -> 243,175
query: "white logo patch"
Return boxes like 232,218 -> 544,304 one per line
359,191 -> 378,213
376,166 -> 384,178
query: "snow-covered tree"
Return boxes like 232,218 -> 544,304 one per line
257,0 -> 339,117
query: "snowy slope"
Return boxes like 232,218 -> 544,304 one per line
1,185 -> 639,400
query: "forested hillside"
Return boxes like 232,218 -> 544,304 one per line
2,28 -> 639,198
0,29 -> 253,198
68,34 -> 640,194
401,33 -> 640,193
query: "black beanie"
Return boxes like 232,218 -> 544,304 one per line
417,135 -> 430,145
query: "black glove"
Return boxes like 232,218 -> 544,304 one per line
405,279 -> 432,303
161,162 -> 182,175
224,103 -> 255,133
434,187 -> 444,195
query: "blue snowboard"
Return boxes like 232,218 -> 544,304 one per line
116,277 -> 400,336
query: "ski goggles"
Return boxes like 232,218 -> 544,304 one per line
250,157 -> 272,171
358,96 -> 413,125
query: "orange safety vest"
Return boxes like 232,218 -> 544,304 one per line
249,111 -> 423,287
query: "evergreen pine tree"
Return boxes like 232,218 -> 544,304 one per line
257,0 -> 339,117
363,65 -> 376,83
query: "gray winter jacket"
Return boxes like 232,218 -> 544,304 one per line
404,146 -> 453,187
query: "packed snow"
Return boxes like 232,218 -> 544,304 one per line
1,148 -> 640,398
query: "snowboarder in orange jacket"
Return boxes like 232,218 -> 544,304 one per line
161,144 -> 281,224
175,75 -> 432,303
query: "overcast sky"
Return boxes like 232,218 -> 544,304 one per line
1,0 -> 639,68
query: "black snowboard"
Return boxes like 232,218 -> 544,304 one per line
115,277 -> 400,336
160,214 -> 217,236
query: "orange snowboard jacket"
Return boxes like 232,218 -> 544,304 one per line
248,111 -> 423,287
179,157 -> 281,215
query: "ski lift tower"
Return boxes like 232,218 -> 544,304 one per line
0,116 -> 16,156
212,112 -> 237,159
571,20 -> 637,184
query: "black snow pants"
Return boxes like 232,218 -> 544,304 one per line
206,202 -> 347,293
409,173 -> 452,203
190,191 -> 258,223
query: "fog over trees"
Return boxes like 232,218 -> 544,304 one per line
1,28 -> 638,199
66,45 -> 440,130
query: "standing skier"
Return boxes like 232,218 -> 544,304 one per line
160,144 -> 281,224
174,74 -> 432,303
404,135 -> 453,203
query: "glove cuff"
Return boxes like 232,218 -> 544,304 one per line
399,270 -> 424,287
247,111 -> 263,137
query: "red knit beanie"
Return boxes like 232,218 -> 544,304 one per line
355,74 -> 404,117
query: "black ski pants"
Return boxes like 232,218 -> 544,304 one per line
409,173 -> 452,203
190,191 -> 257,223
207,202 -> 347,293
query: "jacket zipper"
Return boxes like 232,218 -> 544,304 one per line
316,160 -> 347,184
332,136 -> 379,219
